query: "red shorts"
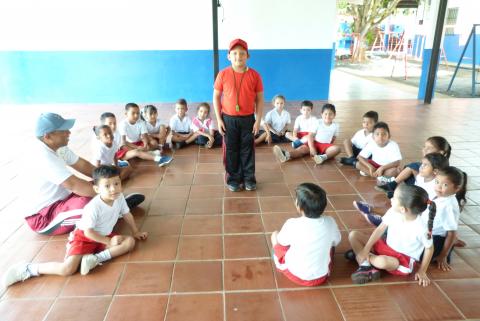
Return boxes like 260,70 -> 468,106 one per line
25,194 -> 92,235
368,159 -> 381,169
297,131 -> 310,140
373,238 -> 416,275
313,142 -> 334,154
66,229 -> 116,257
115,141 -> 144,159
273,244 -> 334,286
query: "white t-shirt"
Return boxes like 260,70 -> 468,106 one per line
118,119 -> 147,143
264,109 -> 291,133
145,119 -> 167,134
92,140 -> 119,166
423,194 -> 460,237
293,115 -> 317,133
22,141 -> 79,217
351,129 -> 373,149
314,121 -> 339,143
275,216 -> 341,281
359,140 -> 402,165
77,194 -> 130,236
113,129 -> 122,148
382,208 -> 433,261
415,175 -> 436,200
169,115 -> 192,133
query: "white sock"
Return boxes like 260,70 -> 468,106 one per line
154,155 -> 161,162
285,151 -> 290,160
95,250 -> 112,263
26,263 -> 40,276
360,260 -> 371,267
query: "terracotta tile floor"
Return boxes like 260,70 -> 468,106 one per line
1,98 -> 480,320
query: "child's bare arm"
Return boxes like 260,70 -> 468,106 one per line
123,212 -> 148,240
331,136 -> 337,144
213,90 -> 225,135
83,228 -> 111,245
308,133 -> 316,156
437,230 -> 456,271
415,245 -> 433,287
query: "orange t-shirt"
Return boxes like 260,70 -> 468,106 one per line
213,67 -> 263,116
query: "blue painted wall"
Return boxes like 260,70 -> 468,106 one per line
418,48 -> 434,100
443,34 -> 480,65
0,49 -> 332,104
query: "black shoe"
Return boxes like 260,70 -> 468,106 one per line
387,191 -> 394,199
344,249 -> 356,262
227,183 -> 242,192
351,266 -> 381,284
245,181 -> 257,191
340,156 -> 356,166
125,193 -> 145,209
374,183 -> 394,195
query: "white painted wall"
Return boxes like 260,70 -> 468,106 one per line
0,0 -> 336,50
217,0 -> 337,49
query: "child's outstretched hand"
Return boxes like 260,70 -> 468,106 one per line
414,271 -> 431,287
134,231 -> 148,240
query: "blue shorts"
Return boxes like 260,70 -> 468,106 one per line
406,162 -> 421,172
352,144 -> 362,157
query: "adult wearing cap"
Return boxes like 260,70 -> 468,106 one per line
23,113 -> 144,235
213,38 -> 264,192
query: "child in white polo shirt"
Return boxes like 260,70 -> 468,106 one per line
3,166 -> 148,288
356,122 -> 402,178
92,125 -> 132,180
117,103 -> 172,166
285,100 -> 317,148
255,94 -> 291,145
271,183 -> 341,286
169,98 -> 195,149
340,110 -> 378,167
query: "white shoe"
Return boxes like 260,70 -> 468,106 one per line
3,263 -> 32,287
80,254 -> 100,275
273,145 -> 288,163
377,176 -> 395,184
359,171 -> 368,176
148,150 -> 161,157
313,154 -> 327,165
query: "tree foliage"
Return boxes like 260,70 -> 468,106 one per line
343,0 -> 402,62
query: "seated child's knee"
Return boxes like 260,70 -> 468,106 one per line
124,236 -> 136,251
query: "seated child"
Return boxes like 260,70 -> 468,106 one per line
169,98 -> 195,149
347,184 -> 435,286
340,110 -> 378,167
376,136 -> 451,193
118,103 -> 172,167
285,100 -> 317,148
191,102 -> 223,148
255,94 -> 291,145
355,122 -> 401,178
356,152 -> 449,226
425,166 -> 467,271
273,103 -> 341,165
92,125 -> 132,180
142,104 -> 170,150
272,183 -> 341,286
3,166 -> 148,288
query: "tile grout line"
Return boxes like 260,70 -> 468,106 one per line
433,281 -> 468,320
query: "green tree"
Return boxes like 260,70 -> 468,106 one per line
344,0 -> 402,62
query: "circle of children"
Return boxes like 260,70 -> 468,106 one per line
3,38 -> 468,290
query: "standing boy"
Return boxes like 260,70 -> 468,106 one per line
213,38 -> 264,192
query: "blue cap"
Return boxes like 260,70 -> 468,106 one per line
35,113 -> 75,137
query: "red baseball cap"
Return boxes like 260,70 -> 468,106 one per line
229,38 -> 248,53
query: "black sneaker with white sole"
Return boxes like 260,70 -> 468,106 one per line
244,181 -> 257,191
125,193 -> 145,209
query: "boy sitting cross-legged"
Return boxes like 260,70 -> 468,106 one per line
3,165 -> 148,288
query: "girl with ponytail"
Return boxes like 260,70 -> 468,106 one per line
347,184 -> 435,286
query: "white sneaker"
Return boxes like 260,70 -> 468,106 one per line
80,254 -> 100,275
313,154 -> 327,165
148,150 -> 161,157
273,145 -> 288,163
359,171 -> 368,176
377,176 -> 395,184
3,263 -> 32,287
